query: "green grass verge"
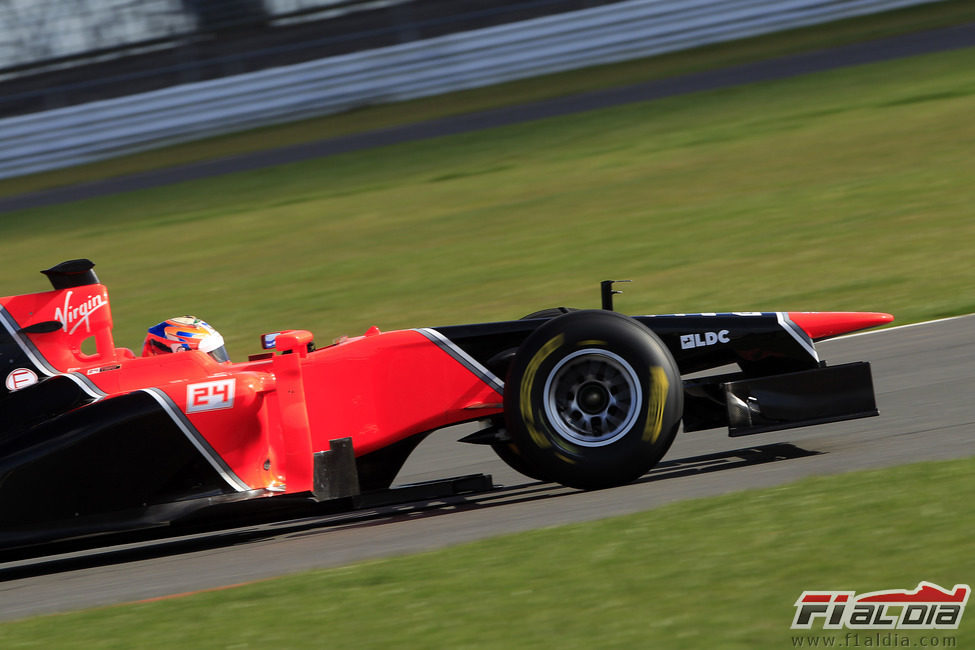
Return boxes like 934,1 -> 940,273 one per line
0,0 -> 972,198
2,456 -> 972,648
2,46 -> 973,356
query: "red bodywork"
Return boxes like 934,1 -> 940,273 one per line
1,282 -> 502,495
788,312 -> 894,340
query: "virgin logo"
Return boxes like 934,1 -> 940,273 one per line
54,290 -> 107,335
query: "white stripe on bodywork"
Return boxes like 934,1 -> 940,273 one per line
141,387 -> 251,492
1,305 -> 106,399
416,328 -> 505,395
0,306 -> 59,375
61,372 -> 106,400
776,312 -> 820,363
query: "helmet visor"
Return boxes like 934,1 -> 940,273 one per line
208,345 -> 230,363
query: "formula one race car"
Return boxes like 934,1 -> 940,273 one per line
1,260 -> 892,552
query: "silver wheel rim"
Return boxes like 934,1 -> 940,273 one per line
542,349 -> 642,447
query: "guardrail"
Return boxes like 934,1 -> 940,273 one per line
0,0 -> 939,179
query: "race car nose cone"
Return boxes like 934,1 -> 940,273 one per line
787,312 -> 895,340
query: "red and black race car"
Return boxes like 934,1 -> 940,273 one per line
1,260 -> 892,552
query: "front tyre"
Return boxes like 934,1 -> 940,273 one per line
504,310 -> 682,489
488,307 -> 577,481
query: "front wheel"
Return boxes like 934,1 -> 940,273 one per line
487,307 -> 575,481
503,310 -> 682,489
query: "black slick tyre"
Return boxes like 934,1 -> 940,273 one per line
491,438 -> 549,482
488,307 -> 576,482
503,309 -> 682,489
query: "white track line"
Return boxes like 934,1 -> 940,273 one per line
836,313 -> 974,340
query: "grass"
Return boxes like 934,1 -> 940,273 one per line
1,455 -> 972,647
2,46 -> 973,357
0,0 -> 972,198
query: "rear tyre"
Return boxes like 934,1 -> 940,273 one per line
503,310 -> 682,489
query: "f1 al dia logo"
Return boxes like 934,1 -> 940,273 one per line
791,581 -> 970,630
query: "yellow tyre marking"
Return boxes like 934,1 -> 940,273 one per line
643,366 -> 669,444
520,334 -> 564,450
554,451 -> 577,465
576,340 -> 607,347
554,438 -> 579,455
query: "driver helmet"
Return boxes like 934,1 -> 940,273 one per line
142,316 -> 229,362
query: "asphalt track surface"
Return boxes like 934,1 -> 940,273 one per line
1,22 -> 975,214
0,314 -> 973,621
